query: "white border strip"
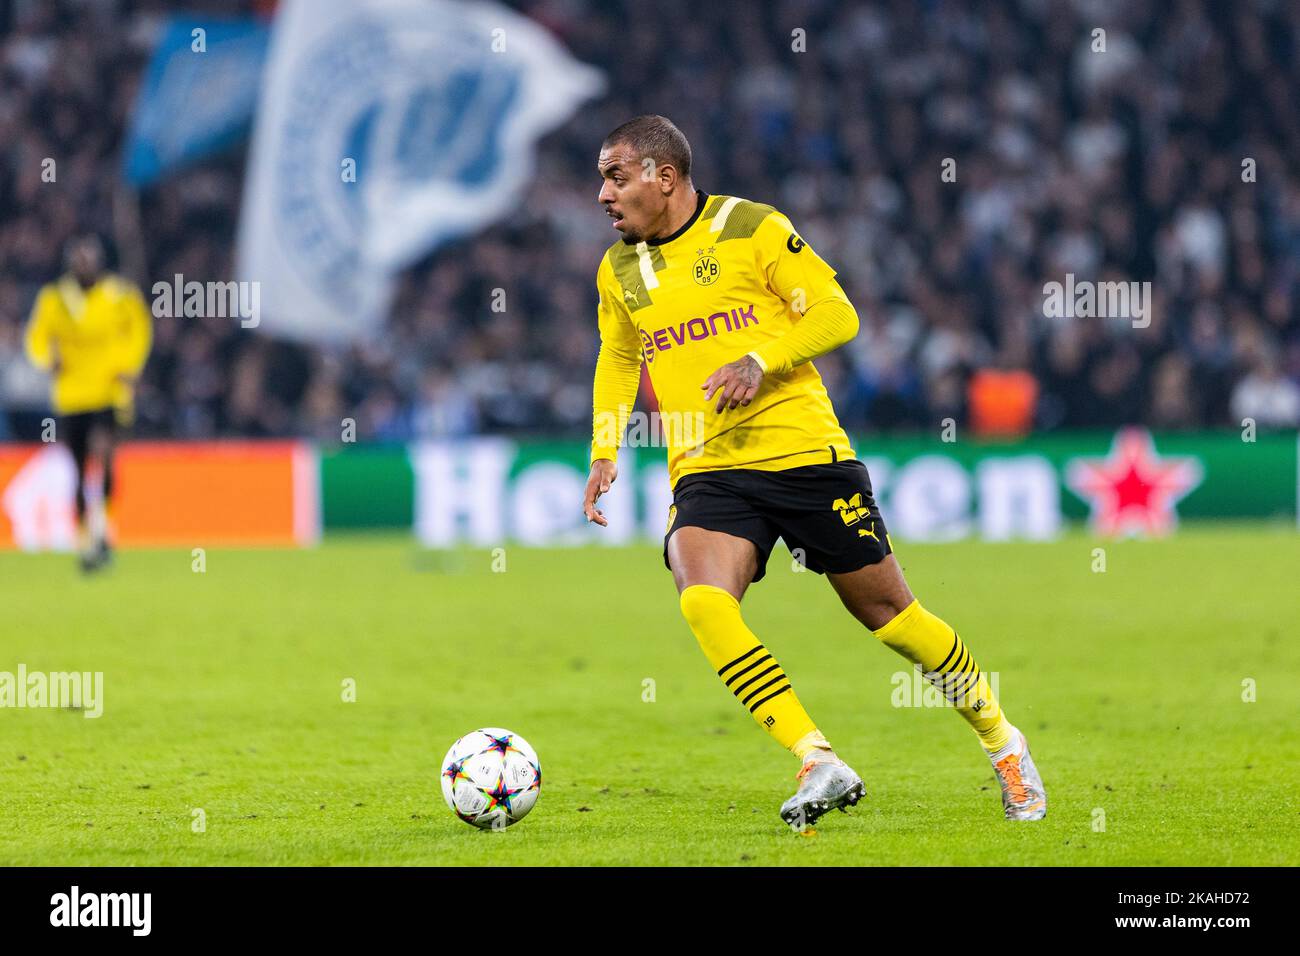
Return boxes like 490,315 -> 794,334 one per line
292,441 -> 321,546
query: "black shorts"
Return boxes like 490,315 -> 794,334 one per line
662,459 -> 893,582
61,408 -> 119,463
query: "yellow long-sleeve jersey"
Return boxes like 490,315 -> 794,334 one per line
592,190 -> 859,487
24,274 -> 153,416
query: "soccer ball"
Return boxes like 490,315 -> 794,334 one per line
441,728 -> 541,829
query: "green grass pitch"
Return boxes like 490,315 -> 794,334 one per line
2,524 -> 1297,866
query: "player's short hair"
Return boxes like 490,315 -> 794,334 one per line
603,115 -> 692,180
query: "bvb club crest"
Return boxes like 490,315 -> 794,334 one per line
833,493 -> 879,539
692,247 -> 720,286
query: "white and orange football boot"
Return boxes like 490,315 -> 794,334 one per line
988,726 -> 1047,821
779,751 -> 865,830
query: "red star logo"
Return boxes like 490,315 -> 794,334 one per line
1065,428 -> 1203,537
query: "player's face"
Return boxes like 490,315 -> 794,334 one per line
68,240 -> 104,285
597,144 -> 665,243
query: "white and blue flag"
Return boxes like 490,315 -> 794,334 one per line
122,18 -> 270,187
236,0 -> 604,343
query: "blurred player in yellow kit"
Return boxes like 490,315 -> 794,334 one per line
581,116 -> 1046,827
24,235 -> 151,571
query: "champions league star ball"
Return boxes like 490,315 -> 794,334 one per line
441,728 -> 541,829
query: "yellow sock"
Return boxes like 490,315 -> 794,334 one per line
873,599 -> 1013,753
98,501 -> 111,546
679,584 -> 824,756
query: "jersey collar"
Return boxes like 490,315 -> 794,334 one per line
624,189 -> 709,247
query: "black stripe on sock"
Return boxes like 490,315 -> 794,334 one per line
724,653 -> 773,687
944,644 -> 971,680
942,657 -> 975,692
945,667 -> 981,702
717,646 -> 760,677
733,664 -> 781,697
748,684 -> 792,713
741,674 -> 788,707
934,631 -> 962,672
926,653 -> 977,699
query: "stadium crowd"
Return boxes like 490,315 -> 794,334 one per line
2,0 -> 1298,442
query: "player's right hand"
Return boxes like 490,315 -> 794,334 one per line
582,459 -> 618,527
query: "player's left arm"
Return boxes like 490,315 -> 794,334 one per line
701,214 -> 859,411
116,281 -> 153,385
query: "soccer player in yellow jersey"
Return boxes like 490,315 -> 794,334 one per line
581,116 -> 1046,827
25,235 -> 152,572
